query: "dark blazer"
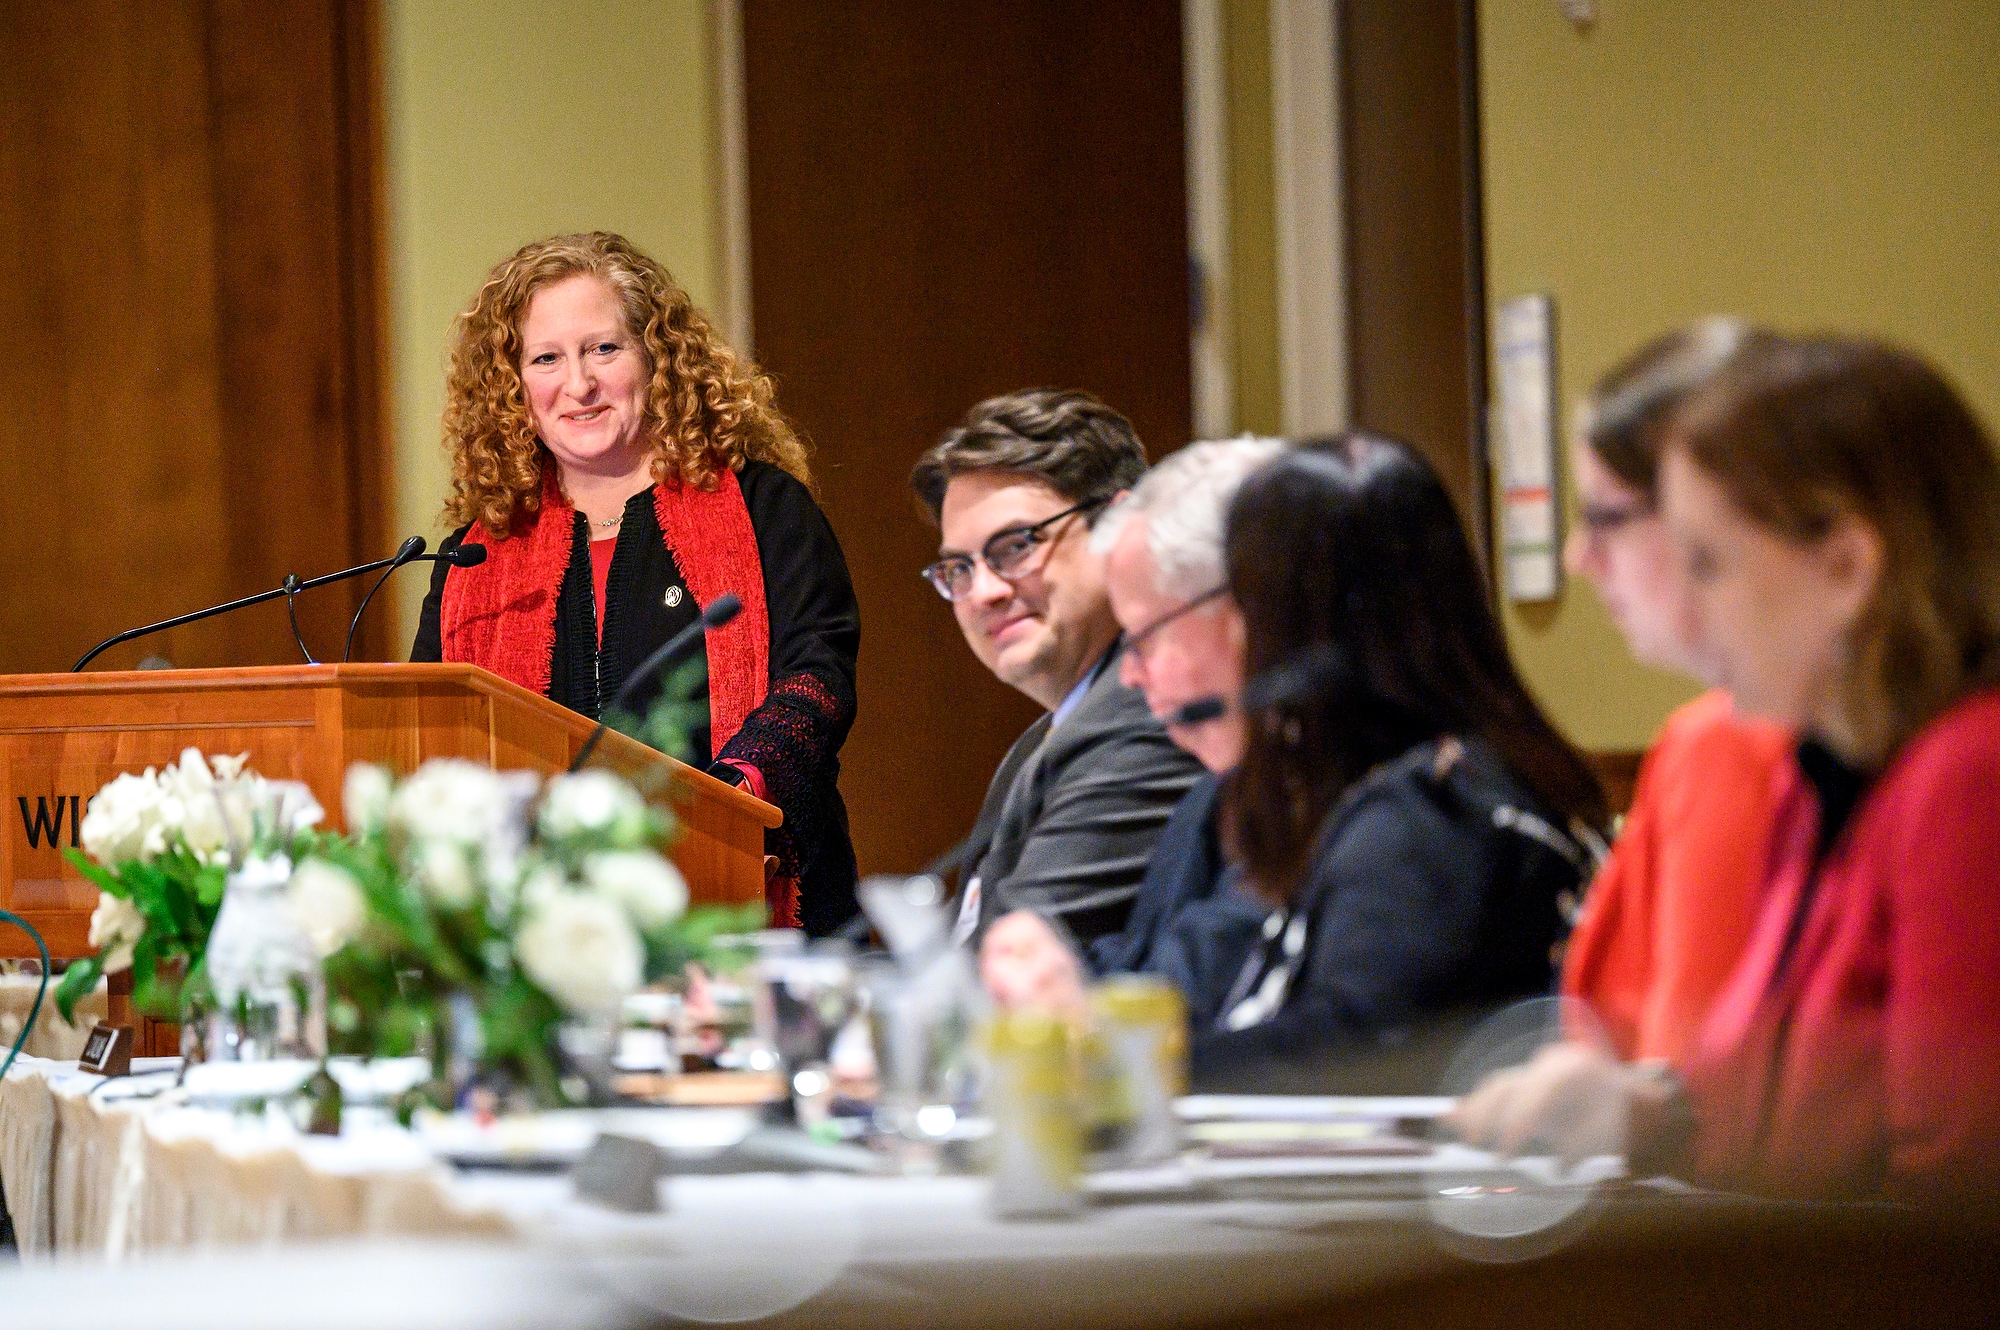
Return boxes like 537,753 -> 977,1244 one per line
966,649 -> 1204,946
1192,736 -> 1596,1094
1085,773 -> 1268,1026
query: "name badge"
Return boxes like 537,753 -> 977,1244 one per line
951,876 -> 982,946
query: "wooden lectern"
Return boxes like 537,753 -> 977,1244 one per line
0,664 -> 782,1049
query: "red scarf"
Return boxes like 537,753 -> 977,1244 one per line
439,469 -> 770,753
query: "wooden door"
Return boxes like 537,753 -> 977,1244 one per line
743,0 -> 1194,875
1340,0 -> 1489,544
0,1 -> 388,677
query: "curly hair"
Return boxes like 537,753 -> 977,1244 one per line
440,231 -> 810,535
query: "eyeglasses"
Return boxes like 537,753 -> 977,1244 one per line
1576,501 -> 1655,537
921,498 -> 1106,602
1122,584 -> 1228,658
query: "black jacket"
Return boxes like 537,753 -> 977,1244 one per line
411,461 -> 861,934
1192,736 -> 1595,1093
1085,772 -> 1267,1026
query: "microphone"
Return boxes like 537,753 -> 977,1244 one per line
1169,695 -> 1228,727
71,538 -> 467,672
1238,644 -> 1355,712
341,540 -> 489,663
334,538 -> 424,665
568,594 -> 742,773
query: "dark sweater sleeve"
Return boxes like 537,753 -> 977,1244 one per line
407,525 -> 472,662
718,463 -> 859,767
715,462 -> 861,930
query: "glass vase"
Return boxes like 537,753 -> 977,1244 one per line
203,854 -> 326,1062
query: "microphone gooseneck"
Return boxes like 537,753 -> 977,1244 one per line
342,542 -> 484,664
1239,643 -> 1355,713
282,573 -> 315,663
73,536 -> 442,672
340,540 -> 442,664
568,594 -> 743,774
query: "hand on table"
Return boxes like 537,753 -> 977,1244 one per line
978,910 -> 1089,1021
1447,1040 -> 1644,1168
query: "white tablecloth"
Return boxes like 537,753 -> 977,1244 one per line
1,1057 -> 1478,1328
1,1057 -> 509,1257
451,1169 -> 1435,1326
0,973 -> 106,1061
0,1064 -> 58,1250
0,1172 -> 1440,1330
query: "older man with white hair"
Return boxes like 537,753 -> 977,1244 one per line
981,436 -> 1284,1019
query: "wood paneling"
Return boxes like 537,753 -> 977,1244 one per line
0,1 -> 389,678
743,0 -> 1194,874
0,664 -> 780,968
1339,0 -> 1488,543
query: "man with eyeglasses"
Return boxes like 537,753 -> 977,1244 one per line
980,437 -> 1283,1021
910,389 -> 1203,947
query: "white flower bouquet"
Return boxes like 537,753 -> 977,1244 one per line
312,761 -> 761,1111
55,750 -> 326,1027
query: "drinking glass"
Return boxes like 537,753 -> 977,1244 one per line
859,952 -> 985,1173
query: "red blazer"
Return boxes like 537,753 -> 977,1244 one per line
1683,688 -> 2000,1204
1562,691 -> 1791,1062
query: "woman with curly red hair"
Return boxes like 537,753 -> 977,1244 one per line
410,232 -> 859,933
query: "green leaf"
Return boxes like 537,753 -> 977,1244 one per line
180,955 -> 213,1021
126,929 -> 198,1023
130,962 -> 182,1023
379,999 -> 435,1059
193,862 -> 228,908
643,901 -> 767,980
157,882 -> 199,943
477,973 -> 565,1077
63,848 -> 125,895
54,956 -> 103,1025
602,705 -> 645,742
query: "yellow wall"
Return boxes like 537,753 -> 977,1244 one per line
1480,0 -> 2000,750
380,0 -> 717,649
1223,0 -> 1283,438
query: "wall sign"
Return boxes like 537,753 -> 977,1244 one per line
1495,293 -> 1563,603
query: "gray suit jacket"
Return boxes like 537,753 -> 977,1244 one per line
965,651 -> 1205,945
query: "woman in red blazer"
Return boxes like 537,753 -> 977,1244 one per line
1457,333 -> 2000,1207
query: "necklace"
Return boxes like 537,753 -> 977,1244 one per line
596,514 -> 622,530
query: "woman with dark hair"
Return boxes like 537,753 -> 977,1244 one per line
1455,336 -> 2000,1206
1195,430 -> 1609,1091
